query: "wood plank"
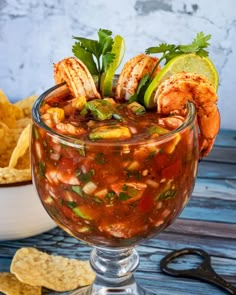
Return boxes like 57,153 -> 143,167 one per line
214,129 -> 236,147
179,191 -> 236,223
197,161 -> 236,179
0,228 -> 91,260
205,146 -> 236,163
165,219 -> 236,239
193,178 -> 236,201
140,232 -> 236,259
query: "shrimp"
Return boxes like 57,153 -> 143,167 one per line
115,53 -> 161,100
41,108 -> 85,136
158,115 -> 185,130
45,168 -> 80,185
41,113 -> 55,128
153,72 -> 220,158
56,122 -> 86,136
54,57 -> 101,100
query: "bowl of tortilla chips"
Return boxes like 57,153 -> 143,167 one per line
0,90 -> 56,240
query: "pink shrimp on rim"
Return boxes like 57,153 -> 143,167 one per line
153,72 -> 220,158
54,57 -> 101,100
115,53 -> 161,100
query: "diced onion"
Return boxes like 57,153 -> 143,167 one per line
50,153 -> 61,161
129,126 -> 138,134
82,181 -> 97,195
146,179 -> 159,188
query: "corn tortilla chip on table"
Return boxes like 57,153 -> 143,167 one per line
0,247 -> 95,294
0,272 -> 41,295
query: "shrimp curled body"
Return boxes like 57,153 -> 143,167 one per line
115,54 -> 161,101
154,72 -> 220,158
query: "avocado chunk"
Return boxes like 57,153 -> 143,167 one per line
89,125 -> 131,140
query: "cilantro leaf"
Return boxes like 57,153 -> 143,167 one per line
179,32 -> 211,56
145,32 -> 211,66
72,42 -> 98,75
98,29 -> 113,54
146,43 -> 176,55
72,28 -> 117,90
192,31 -> 211,49
73,37 -> 102,58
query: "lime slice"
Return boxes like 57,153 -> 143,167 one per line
144,53 -> 219,108
101,35 -> 125,97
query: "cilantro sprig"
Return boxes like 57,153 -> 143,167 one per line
72,29 -> 115,89
131,32 -> 211,104
146,32 -> 211,66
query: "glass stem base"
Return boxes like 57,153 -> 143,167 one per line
70,247 -> 156,295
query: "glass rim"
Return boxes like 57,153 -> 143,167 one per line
32,82 -> 197,148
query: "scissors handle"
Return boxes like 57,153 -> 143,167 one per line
160,248 -> 236,294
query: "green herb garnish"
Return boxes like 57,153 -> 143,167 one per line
146,32 -> 211,68
78,169 -> 95,183
156,189 -> 176,201
72,29 -> 115,90
131,32 -> 211,104
38,161 -> 45,177
95,152 -> 107,165
72,185 -> 84,197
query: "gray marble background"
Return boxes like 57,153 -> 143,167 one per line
0,0 -> 235,130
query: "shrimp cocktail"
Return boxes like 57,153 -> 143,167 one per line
31,30 -> 220,294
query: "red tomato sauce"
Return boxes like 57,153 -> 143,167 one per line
31,92 -> 198,247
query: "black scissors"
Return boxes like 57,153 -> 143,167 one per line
160,248 -> 236,294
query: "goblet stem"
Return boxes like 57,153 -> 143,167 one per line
71,247 -> 156,295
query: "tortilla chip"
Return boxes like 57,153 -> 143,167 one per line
0,167 -> 31,184
0,90 -> 37,184
0,89 -> 11,104
0,90 -> 23,128
16,117 -> 31,129
0,272 -> 41,295
0,124 -> 20,168
15,95 -> 38,117
10,247 -> 95,292
15,148 -> 30,170
0,123 -> 10,153
8,124 -> 31,168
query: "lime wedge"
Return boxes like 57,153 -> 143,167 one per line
101,35 -> 125,97
144,53 -> 219,108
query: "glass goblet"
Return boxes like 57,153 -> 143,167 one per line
31,83 -> 199,295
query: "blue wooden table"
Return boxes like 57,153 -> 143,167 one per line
0,129 -> 235,294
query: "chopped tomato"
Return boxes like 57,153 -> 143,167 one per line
32,90 -> 198,247
138,194 -> 153,213
155,153 -> 169,169
161,159 -> 182,179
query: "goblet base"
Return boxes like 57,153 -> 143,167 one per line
71,246 -> 157,295
71,281 -> 156,295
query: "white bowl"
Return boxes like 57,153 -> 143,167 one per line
0,182 -> 56,240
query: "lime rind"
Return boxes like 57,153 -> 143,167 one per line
144,66 -> 172,109
101,35 -> 125,97
144,53 -> 219,109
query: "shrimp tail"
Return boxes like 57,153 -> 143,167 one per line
198,106 -> 220,158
